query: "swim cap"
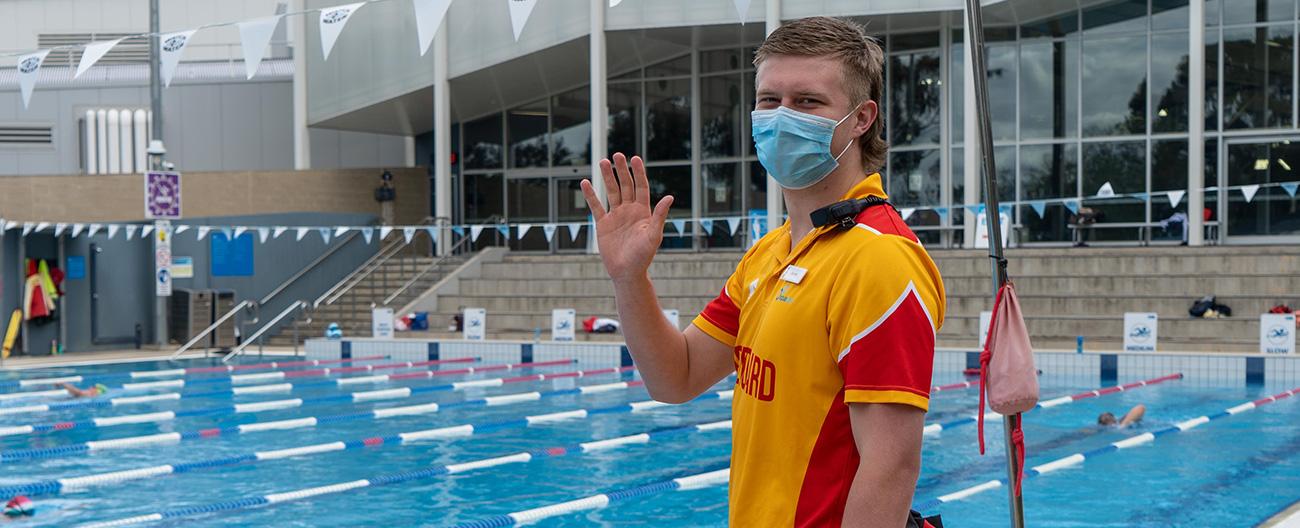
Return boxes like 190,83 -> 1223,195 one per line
4,495 -> 33,516
94,383 -> 108,395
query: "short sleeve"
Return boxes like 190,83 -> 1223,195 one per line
828,238 -> 944,412
692,263 -> 748,347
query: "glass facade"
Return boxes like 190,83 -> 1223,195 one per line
452,0 -> 1300,251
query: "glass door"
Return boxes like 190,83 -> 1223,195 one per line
507,176 -> 551,251
555,177 -> 591,252
1224,137 -> 1300,240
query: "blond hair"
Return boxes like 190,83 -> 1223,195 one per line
754,17 -> 887,173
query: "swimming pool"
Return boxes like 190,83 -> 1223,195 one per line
1,352 -> 1298,527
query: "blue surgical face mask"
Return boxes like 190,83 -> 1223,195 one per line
751,106 -> 857,190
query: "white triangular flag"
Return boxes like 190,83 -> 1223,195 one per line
125,225 -> 138,240
296,227 -> 310,241
1166,190 -> 1186,208
670,219 -> 686,234
197,226 -> 211,240
141,225 -> 155,237
379,226 -> 393,241
361,228 -> 374,244
699,219 -> 714,233
610,0 -> 623,5
518,224 -> 533,239
238,15 -> 283,80
258,227 -> 271,243
88,224 -> 103,237
403,227 -> 416,244
900,208 -> 916,221
54,223 -> 68,237
1241,184 -> 1261,203
106,224 -> 120,239
76,39 -> 122,79
568,223 -> 583,242
471,225 -> 485,242
727,217 -> 742,235
17,50 -> 50,108
21,223 -> 34,237
233,226 -> 247,239
34,222 -> 50,233
175,225 -> 190,235
542,224 -> 558,242
507,0 -> 538,41
318,228 -> 332,243
733,0 -> 753,23
414,0 -> 454,56
334,226 -> 349,238
424,227 -> 438,244
158,30 -> 197,87
319,3 -> 366,60
71,224 -> 86,237
273,226 -> 288,239
1095,182 -> 1115,198
2,220 -> 15,231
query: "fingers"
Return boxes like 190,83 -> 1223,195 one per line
631,156 -> 651,207
579,179 -> 606,221
614,153 -> 636,206
651,195 -> 674,228
599,158 -> 621,208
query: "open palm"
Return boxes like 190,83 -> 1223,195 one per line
580,153 -> 674,284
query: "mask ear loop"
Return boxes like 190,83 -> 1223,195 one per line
831,104 -> 864,163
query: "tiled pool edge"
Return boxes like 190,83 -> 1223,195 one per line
304,338 -> 1300,387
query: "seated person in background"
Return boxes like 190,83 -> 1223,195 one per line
59,382 -> 107,398
1098,404 -> 1145,428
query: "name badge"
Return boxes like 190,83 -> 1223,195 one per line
780,265 -> 807,284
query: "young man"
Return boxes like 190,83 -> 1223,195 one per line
580,17 -> 945,528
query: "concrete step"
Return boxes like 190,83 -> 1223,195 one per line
481,260 -> 742,280
938,313 -> 1266,343
940,274 -> 1300,297
944,294 -> 1297,319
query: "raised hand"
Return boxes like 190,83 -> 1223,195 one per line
580,153 -> 674,285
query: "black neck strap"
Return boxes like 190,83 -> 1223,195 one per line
809,195 -> 895,230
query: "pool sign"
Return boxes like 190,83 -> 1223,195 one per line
371,308 -> 395,339
463,308 -> 486,341
551,309 -> 575,342
1260,314 -> 1296,355
1123,312 -> 1158,352
145,171 -> 182,219
154,221 -> 172,296
663,309 -> 681,330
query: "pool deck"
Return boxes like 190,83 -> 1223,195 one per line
0,347 -> 299,370
1261,500 -> 1300,528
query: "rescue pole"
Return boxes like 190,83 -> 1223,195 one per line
962,0 -> 1026,526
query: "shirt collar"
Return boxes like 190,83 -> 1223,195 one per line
763,173 -> 887,266
839,172 -> 889,202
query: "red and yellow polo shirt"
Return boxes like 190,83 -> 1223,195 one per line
693,173 -> 945,527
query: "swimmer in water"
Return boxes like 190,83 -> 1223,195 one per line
58,382 -> 107,398
1098,404 -> 1145,428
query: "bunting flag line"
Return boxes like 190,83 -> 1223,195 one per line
319,3 -> 366,60
1241,184 -> 1260,203
158,30 -> 196,87
1167,190 -> 1186,208
238,15 -> 284,80
17,50 -> 50,108
542,224 -> 558,242
76,39 -> 122,79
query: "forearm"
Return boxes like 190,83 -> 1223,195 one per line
611,273 -> 693,402
841,456 -> 921,527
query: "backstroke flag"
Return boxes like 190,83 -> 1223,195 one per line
17,50 -> 49,108
414,0 -> 453,56
159,30 -> 197,87
320,3 -> 366,60
508,0 -> 538,41
76,39 -> 122,78
238,15 -> 284,80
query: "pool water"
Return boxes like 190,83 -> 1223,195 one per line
1,358 -> 1298,527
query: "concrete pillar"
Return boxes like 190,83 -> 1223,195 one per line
1188,0 -> 1206,245
764,0 -> 784,235
434,14 -> 453,256
292,0 -> 311,170
962,17 -> 979,247
589,0 -> 608,254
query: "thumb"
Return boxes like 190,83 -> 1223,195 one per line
651,195 -> 674,228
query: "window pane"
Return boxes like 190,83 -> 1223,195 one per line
1020,40 -> 1079,139
702,48 -> 743,73
1152,0 -> 1190,30
555,178 -> 590,250
647,165 -> 693,250
647,54 -> 691,78
1021,12 -> 1079,39
551,87 -> 591,167
507,178 -> 549,250
888,149 -> 942,207
1151,32 -> 1191,133
608,82 -> 640,157
1021,143 -> 1079,199
1150,140 -> 1190,240
950,37 -> 964,143
988,45 -> 1017,141
748,160 -> 768,218
891,31 -> 940,52
1083,36 -> 1147,136
703,163 -> 744,248
1222,0 -> 1293,25
508,101 -> 548,169
463,173 -> 504,222
1082,141 -> 1147,240
1207,39 -> 1220,130
463,113 -> 503,170
951,147 -> 965,211
889,48 -> 943,145
646,78 -> 692,161
702,75 -> 742,158
1083,0 -> 1148,34
1223,25 -> 1294,129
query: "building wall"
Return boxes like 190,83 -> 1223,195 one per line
0,166 -> 429,223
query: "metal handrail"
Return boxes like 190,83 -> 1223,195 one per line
259,228 -> 368,305
382,232 -> 474,306
222,300 -> 306,363
315,218 -> 434,308
168,300 -> 250,360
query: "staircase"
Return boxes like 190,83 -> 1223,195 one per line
407,246 -> 1299,352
